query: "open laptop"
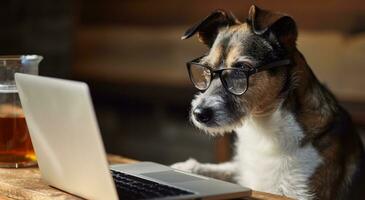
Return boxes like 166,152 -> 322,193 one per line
15,73 -> 251,200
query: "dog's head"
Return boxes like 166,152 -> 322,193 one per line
183,5 -> 298,134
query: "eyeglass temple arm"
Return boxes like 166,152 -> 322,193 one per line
190,55 -> 207,63
255,59 -> 291,72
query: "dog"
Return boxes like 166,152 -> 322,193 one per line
171,5 -> 365,200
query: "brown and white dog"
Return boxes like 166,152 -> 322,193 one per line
171,5 -> 365,200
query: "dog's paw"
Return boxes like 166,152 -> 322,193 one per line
170,158 -> 200,173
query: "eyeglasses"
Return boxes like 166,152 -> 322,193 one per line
186,56 -> 291,95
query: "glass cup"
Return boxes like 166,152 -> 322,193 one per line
0,55 -> 42,168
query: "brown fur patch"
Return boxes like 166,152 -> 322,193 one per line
284,49 -> 364,200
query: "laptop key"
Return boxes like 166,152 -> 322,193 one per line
111,170 -> 194,199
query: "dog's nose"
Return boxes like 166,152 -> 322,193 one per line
193,107 -> 213,123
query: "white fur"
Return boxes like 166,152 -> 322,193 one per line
171,158 -> 237,182
234,108 -> 322,200
171,107 -> 323,200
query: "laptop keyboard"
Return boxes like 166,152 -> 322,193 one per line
111,170 -> 194,199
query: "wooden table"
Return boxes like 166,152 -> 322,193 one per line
0,155 -> 291,200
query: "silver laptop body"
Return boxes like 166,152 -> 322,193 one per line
15,73 -> 251,200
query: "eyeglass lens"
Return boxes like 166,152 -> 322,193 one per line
189,64 -> 212,90
221,69 -> 247,95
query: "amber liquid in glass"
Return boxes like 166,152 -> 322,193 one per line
0,105 -> 36,167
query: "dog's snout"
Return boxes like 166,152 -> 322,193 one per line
193,107 -> 213,123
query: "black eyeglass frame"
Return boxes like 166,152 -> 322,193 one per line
186,56 -> 291,95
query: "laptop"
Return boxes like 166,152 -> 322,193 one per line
15,73 -> 251,200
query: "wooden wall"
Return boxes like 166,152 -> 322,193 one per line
0,0 -> 73,78
77,0 -> 365,32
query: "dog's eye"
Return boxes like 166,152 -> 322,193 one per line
232,62 -> 253,71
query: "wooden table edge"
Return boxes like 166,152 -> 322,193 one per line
0,154 -> 292,200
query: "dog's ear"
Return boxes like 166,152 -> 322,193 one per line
247,5 -> 297,49
181,10 -> 240,47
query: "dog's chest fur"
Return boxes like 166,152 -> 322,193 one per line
234,107 -> 322,200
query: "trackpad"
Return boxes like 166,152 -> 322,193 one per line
141,170 -> 207,183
